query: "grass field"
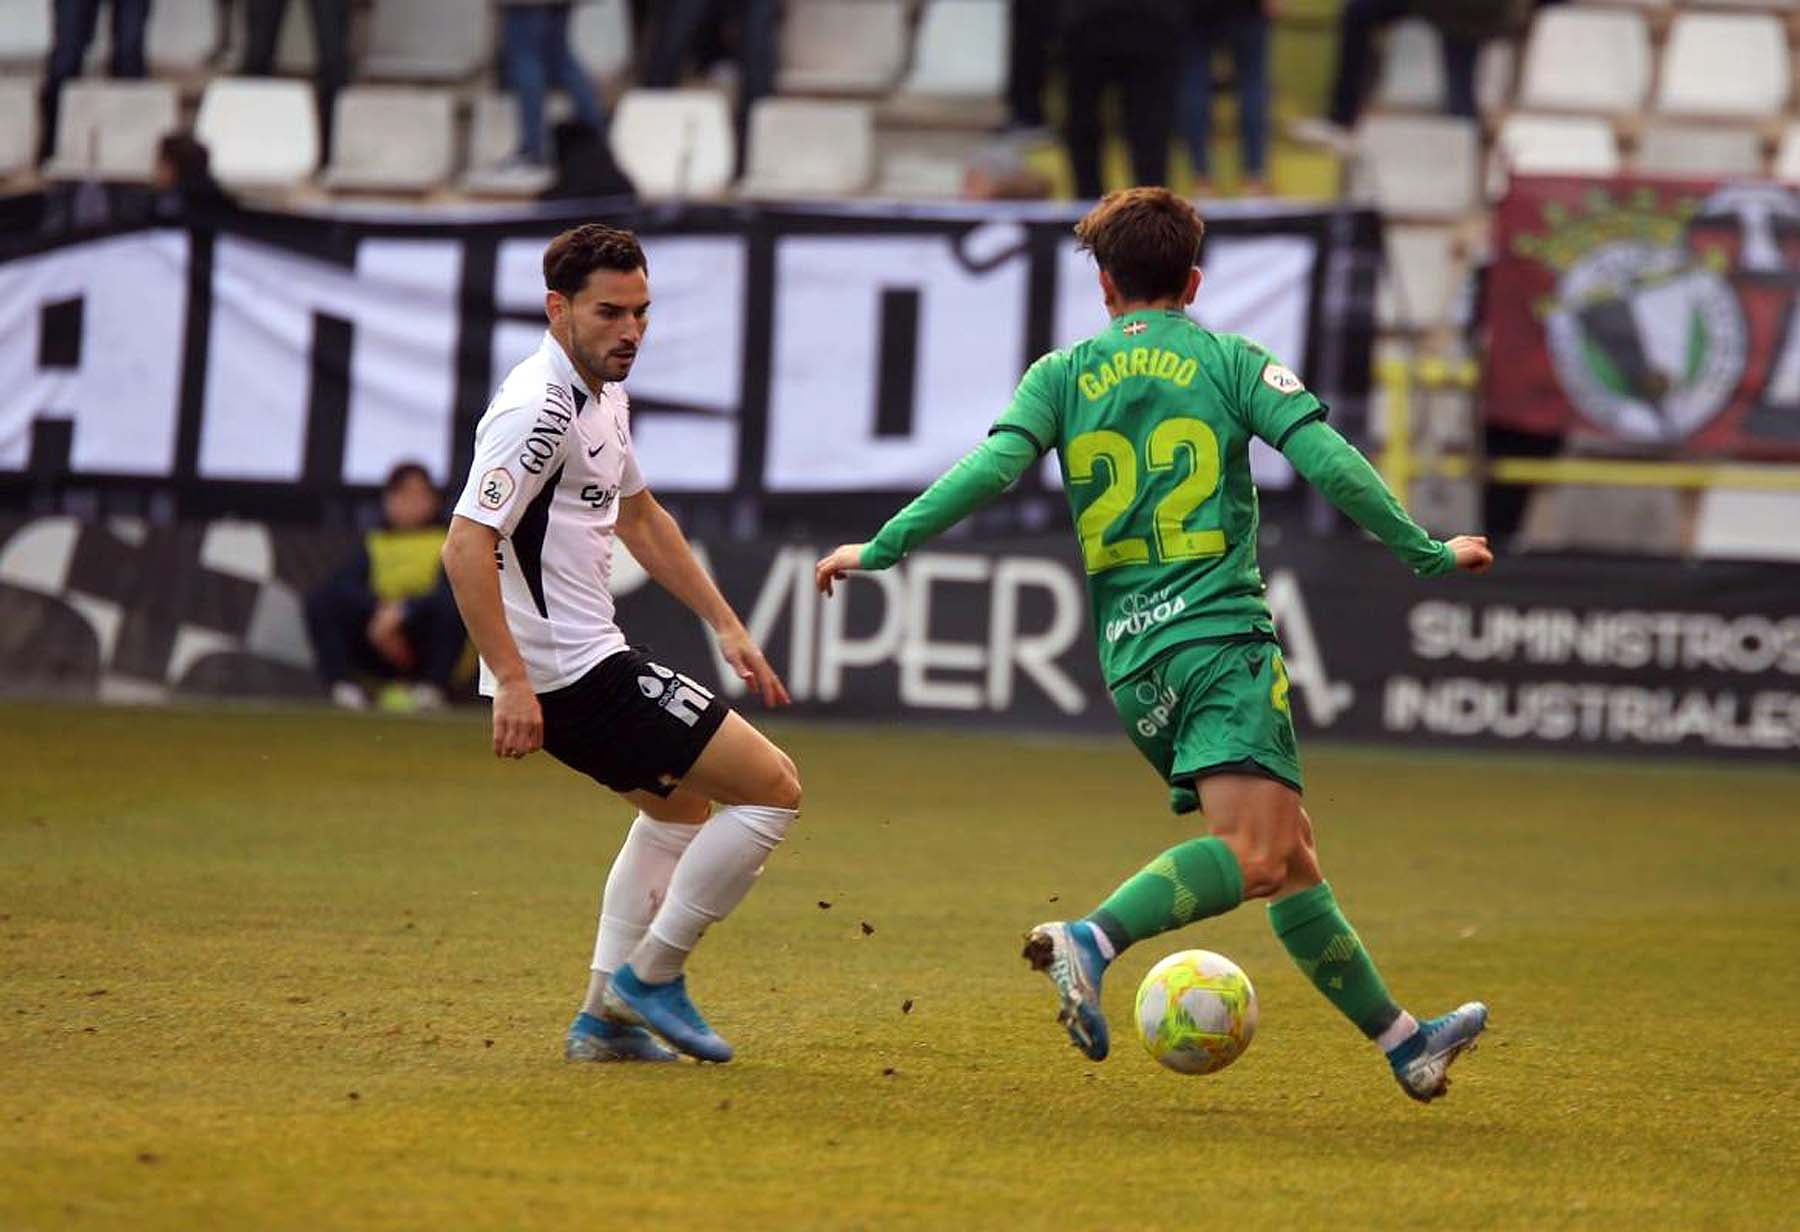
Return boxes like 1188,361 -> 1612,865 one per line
3,702 -> 1796,1230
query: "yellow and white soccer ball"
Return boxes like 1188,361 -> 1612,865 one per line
1133,949 -> 1258,1075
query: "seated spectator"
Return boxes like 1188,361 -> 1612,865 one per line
242,0 -> 351,166
38,0 -> 151,166
305,463 -> 466,712
150,133 -> 236,219
498,0 -> 609,171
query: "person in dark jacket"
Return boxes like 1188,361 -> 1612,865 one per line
1060,0 -> 1187,200
305,463 -> 466,711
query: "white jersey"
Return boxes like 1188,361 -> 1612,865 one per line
453,332 -> 646,695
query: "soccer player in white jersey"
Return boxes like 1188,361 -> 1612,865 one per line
442,224 -> 800,1064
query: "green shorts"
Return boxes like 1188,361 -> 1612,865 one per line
1110,639 -> 1303,811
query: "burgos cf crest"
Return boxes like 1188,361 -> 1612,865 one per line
1514,188 -> 1747,444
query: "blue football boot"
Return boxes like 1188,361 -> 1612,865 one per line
1389,1001 -> 1489,1102
601,965 -> 734,1064
564,1011 -> 679,1063
1022,921 -> 1111,1061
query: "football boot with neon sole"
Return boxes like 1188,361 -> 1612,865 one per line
564,1011 -> 679,1063
1022,920 -> 1111,1061
1389,1001 -> 1489,1102
601,965 -> 734,1063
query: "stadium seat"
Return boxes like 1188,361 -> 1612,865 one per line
1517,8 -> 1651,113
1378,226 -> 1460,331
779,0 -> 909,94
1694,491 -> 1800,561
740,98 -> 875,198
0,0 -> 52,64
1476,40 -> 1515,116
1775,124 -> 1800,182
571,0 -> 633,83
1633,123 -> 1765,177
1353,115 -> 1479,220
362,0 -> 492,81
321,87 -> 454,192
608,88 -> 735,198
1656,13 -> 1790,118
0,78 -> 36,176
1494,113 -> 1621,177
872,131 -> 979,198
44,80 -> 180,181
460,92 -> 559,194
195,77 -> 320,189
147,0 -> 220,74
897,0 -> 1007,98
1375,20 -> 1444,110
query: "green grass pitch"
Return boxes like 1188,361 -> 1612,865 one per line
3,702 -> 1796,1229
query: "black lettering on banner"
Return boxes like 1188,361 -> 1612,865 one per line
874,288 -> 919,439
302,313 -> 353,489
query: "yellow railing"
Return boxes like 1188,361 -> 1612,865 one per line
1375,357 -> 1800,502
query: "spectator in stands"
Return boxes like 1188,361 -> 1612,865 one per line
242,0 -> 351,165
1181,0 -> 1275,197
1061,0 -> 1186,201
1291,0 -> 1528,151
304,462 -> 466,712
1003,0 -> 1055,140
37,0 -> 151,166
498,0 -> 610,170
639,0 -> 777,176
150,133 -> 235,219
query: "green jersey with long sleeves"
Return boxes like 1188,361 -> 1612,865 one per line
992,309 -> 1340,688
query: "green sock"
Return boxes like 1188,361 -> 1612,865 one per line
1084,836 -> 1244,954
1268,881 -> 1402,1039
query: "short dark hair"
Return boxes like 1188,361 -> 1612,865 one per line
384,461 -> 434,494
1073,188 -> 1205,303
157,133 -> 212,183
542,224 -> 647,298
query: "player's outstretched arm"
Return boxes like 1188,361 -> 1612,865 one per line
616,488 -> 789,707
1279,420 -> 1492,576
442,515 -> 543,759
814,430 -> 1041,596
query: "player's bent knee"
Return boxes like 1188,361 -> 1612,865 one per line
765,757 -> 802,812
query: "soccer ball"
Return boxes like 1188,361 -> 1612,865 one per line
1133,949 -> 1258,1075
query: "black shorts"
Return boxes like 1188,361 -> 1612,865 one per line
536,648 -> 731,796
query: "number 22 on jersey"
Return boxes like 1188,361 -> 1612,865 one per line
1068,417 -> 1226,574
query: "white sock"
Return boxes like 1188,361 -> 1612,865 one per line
627,804 -> 797,984
580,813 -> 701,1016
1376,1010 -> 1421,1054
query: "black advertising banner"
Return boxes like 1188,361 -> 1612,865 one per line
0,195 -> 1380,522
3,516 -> 1795,760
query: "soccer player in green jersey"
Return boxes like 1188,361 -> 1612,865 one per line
814,188 -> 1495,1102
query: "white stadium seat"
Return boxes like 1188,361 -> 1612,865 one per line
44,80 -> 181,181
1656,13 -> 1790,117
362,0 -> 492,81
321,87 -> 455,192
0,78 -> 37,175
899,0 -> 1007,97
196,77 -> 320,189
460,92 -> 559,194
1375,20 -> 1444,110
147,0 -> 220,73
1693,491 -> 1800,561
1495,114 -> 1621,177
1378,225 -> 1461,331
779,0 -> 909,94
0,0 -> 52,64
1353,115 -> 1480,220
740,98 -> 875,198
1775,123 -> 1800,181
571,0 -> 634,83
1633,124 -> 1765,177
608,88 -> 736,198
1476,40 -> 1515,116
1518,8 -> 1651,113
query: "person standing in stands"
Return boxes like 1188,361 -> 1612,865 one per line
1180,0 -> 1276,197
498,0 -> 610,172
242,0 -> 351,165
305,462 -> 467,712
1060,0 -> 1186,200
38,0 -> 151,166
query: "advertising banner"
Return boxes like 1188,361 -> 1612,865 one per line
4,516 -> 1794,760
